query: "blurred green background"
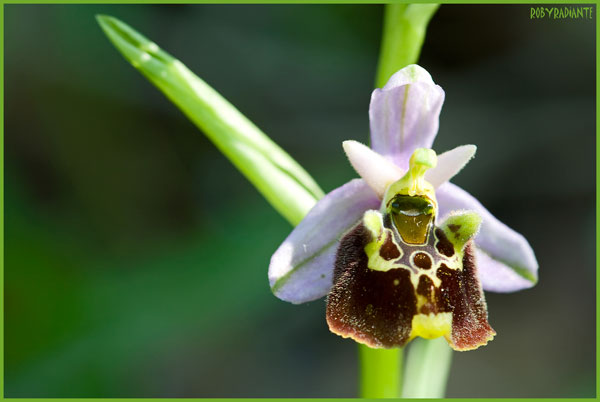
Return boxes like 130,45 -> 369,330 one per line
4,4 -> 596,397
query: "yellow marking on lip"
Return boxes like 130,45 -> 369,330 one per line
410,312 -> 452,340
363,210 -> 406,272
365,229 -> 405,272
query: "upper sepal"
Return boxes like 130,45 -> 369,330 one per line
369,65 -> 445,169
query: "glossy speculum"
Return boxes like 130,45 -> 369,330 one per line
389,194 -> 435,245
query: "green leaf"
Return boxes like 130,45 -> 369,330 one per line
96,15 -> 324,226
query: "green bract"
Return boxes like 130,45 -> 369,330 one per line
97,15 -> 323,226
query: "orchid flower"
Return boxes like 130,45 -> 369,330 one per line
268,64 -> 538,350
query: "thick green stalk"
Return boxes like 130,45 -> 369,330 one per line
402,337 -> 452,398
360,4 -> 443,399
359,345 -> 402,398
376,4 -> 440,88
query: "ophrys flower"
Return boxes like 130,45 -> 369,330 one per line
269,65 -> 538,350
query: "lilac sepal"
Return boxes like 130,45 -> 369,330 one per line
269,179 -> 381,304
436,182 -> 539,291
369,65 -> 445,169
475,249 -> 536,292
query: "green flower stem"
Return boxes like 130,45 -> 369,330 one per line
375,3 -> 440,88
359,345 -> 402,398
361,4 -> 444,399
97,15 -> 323,227
402,337 -> 452,398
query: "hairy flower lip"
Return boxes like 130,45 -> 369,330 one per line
269,64 -> 538,304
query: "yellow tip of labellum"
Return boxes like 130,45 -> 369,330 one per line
410,312 -> 452,340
